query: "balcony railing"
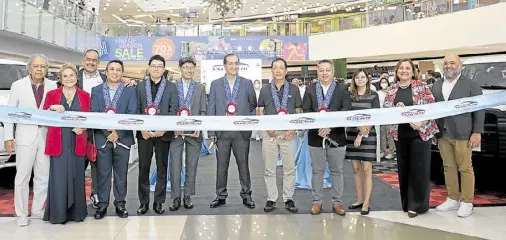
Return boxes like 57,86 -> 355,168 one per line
100,0 -> 502,37
0,0 -> 102,52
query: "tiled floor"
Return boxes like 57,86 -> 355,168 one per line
1,208 -> 503,240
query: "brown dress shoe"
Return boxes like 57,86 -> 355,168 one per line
311,203 -> 322,215
333,203 -> 346,216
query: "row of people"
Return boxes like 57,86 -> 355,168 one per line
4,51 -> 482,226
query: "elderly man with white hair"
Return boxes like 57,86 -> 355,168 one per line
3,54 -> 57,226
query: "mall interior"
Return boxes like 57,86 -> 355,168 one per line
0,0 -> 506,239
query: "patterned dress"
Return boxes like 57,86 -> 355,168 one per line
345,92 -> 380,162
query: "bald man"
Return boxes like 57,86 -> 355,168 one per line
431,54 -> 484,218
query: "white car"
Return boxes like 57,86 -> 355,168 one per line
0,59 -> 29,169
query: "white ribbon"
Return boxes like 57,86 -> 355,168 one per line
1,91 -> 505,131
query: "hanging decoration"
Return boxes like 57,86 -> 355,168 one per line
203,0 -> 244,20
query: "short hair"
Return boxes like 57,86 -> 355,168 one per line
149,54 -> 166,67
27,54 -> 49,71
83,49 -> 100,59
106,60 -> 124,72
59,63 -> 78,79
394,58 -> 417,82
317,59 -> 333,68
381,70 -> 389,75
179,56 -> 196,67
223,53 -> 239,65
271,57 -> 287,69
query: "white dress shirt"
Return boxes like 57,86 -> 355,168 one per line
82,71 -> 103,94
442,74 -> 460,101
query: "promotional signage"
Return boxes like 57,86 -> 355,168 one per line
200,59 -> 262,94
99,36 -> 309,62
1,91 -> 505,131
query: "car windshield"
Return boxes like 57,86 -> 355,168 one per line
462,62 -> 506,89
0,64 -> 28,90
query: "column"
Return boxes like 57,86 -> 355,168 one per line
333,59 -> 347,82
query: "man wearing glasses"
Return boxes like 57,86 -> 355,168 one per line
4,54 -> 58,226
136,55 -> 179,215
168,56 -> 207,211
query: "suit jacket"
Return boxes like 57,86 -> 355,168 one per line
76,69 -> 107,90
91,82 -> 137,147
302,82 -> 351,147
207,76 -> 257,139
43,87 -> 90,156
3,76 -> 57,145
383,80 -> 439,141
135,78 -> 179,141
174,80 -> 207,143
432,76 -> 485,140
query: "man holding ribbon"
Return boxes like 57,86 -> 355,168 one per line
91,60 -> 137,219
257,58 -> 302,213
207,54 -> 258,209
302,59 -> 351,215
168,56 -> 207,211
135,55 -> 179,215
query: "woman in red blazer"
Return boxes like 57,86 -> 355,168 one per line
42,63 -> 90,224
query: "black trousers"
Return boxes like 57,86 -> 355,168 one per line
395,136 -> 431,213
96,142 -> 130,208
137,137 -> 170,205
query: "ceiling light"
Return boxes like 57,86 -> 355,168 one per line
119,7 -> 123,11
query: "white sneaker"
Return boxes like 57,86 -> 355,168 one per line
379,152 -> 385,158
385,153 -> 395,160
436,198 -> 460,212
31,212 -> 43,219
457,202 -> 474,218
17,216 -> 29,226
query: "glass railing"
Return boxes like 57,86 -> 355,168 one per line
100,0 -> 502,37
0,0 -> 102,52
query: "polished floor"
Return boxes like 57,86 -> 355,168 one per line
1,206 -> 505,239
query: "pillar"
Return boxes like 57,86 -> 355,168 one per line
333,58 -> 347,82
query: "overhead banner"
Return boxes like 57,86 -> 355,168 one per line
1,91 -> 505,131
99,36 -> 309,62
200,59 -> 263,94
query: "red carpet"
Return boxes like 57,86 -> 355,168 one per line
376,172 -> 506,207
0,178 -> 91,216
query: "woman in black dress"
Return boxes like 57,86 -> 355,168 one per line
345,69 -> 380,215
43,63 -> 90,224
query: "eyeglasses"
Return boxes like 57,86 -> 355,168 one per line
32,65 -> 48,70
181,66 -> 195,71
150,65 -> 165,69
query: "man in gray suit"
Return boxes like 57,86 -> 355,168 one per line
432,54 -> 484,218
169,56 -> 207,211
136,55 -> 179,215
207,54 -> 257,209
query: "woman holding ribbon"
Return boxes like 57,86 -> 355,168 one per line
383,58 -> 439,218
345,69 -> 380,216
302,59 -> 351,215
135,55 -> 179,215
90,60 -> 137,220
42,63 -> 89,224
169,56 -> 207,211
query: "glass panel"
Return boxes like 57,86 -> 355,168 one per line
246,24 -> 267,36
0,0 -> 4,29
199,24 -> 213,36
76,26 -> 86,52
5,0 -> 23,34
24,2 -> 41,39
40,11 -> 54,43
478,0 -> 500,7
54,18 -> 66,47
66,23 -> 77,50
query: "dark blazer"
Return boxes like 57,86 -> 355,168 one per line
174,80 -> 207,143
302,82 -> 351,147
43,87 -> 90,156
91,82 -> 137,147
76,69 -> 107,90
207,76 -> 257,139
432,75 -> 485,140
135,78 -> 179,141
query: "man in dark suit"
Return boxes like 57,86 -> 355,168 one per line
302,59 -> 351,216
135,55 -> 179,215
432,54 -> 484,218
207,54 -> 257,209
91,60 -> 137,219
169,56 -> 207,211
79,49 -> 136,209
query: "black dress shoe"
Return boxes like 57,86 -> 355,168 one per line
94,207 -> 107,220
183,196 -> 193,209
361,208 -> 371,215
264,201 -> 276,212
209,198 -> 226,208
153,202 -> 165,214
348,203 -> 363,210
169,198 -> 181,211
115,206 -> 129,218
243,198 -> 255,209
284,200 -> 298,214
137,204 -> 149,215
